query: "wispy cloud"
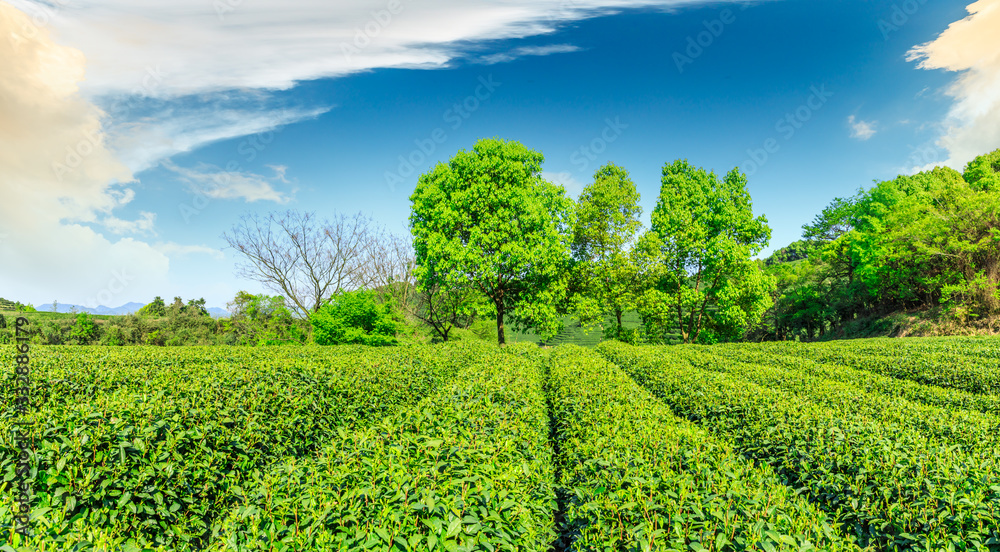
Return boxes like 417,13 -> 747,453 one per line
847,115 -> 877,140
0,0 -> 718,305
161,160 -> 295,203
7,0 -> 709,194
907,0 -> 1000,170
478,44 -> 582,65
103,211 -> 157,236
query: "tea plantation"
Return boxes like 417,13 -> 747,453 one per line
3,337 -> 1000,551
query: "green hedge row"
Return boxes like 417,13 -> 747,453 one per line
0,345 -> 373,412
670,345 -> 1000,452
208,341 -> 556,551
547,345 -> 859,551
0,344 -> 468,550
702,344 -> 1000,416
746,340 -> 1000,395
598,341 -> 1000,551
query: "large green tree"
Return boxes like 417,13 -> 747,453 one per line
409,138 -> 574,345
644,159 -> 774,343
571,163 -> 644,338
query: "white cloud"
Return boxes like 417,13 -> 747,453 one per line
0,0 -> 728,305
103,211 -> 157,236
6,0 -> 714,189
847,115 -> 877,140
544,171 -> 586,197
106,99 -> 331,174
161,160 -> 295,203
7,0 -> 704,98
0,2 -> 170,305
907,0 -> 1000,169
478,44 -> 582,65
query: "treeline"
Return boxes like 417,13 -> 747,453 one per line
0,294 -> 310,346
221,138 -> 776,346
11,140 -> 998,347
756,148 -> 1000,339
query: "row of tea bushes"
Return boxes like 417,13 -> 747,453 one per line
209,342 -> 556,551
599,341 -> 1000,551
699,344 -> 1000,416
0,344 -> 471,550
670,346 -> 1000,452
742,340 -> 1000,395
0,345 -> 376,412
547,345 -> 859,551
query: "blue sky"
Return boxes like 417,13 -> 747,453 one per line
1,0 -> 996,309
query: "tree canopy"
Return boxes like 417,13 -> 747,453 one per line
640,159 -> 774,343
570,162 -> 644,338
409,138 -> 574,345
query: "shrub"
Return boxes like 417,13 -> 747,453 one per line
310,290 -> 400,346
69,313 -> 98,344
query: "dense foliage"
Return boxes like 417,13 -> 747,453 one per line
758,148 -> 1000,339
409,138 -> 575,344
4,337 -> 1000,550
0,344 -> 468,549
547,345 -> 858,551
310,289 -> 401,346
599,340 -> 1000,551
213,341 -> 555,551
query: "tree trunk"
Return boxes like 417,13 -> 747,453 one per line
496,303 -> 506,345
615,309 -> 623,338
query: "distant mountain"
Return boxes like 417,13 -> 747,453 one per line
38,302 -> 230,318
95,302 -> 146,315
207,307 -> 229,318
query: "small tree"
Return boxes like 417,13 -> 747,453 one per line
412,275 -> 481,342
310,290 -> 399,346
226,291 -> 303,345
137,296 -> 167,317
571,163 -> 644,339
645,159 -> 774,343
410,138 -> 574,345
224,210 -> 384,317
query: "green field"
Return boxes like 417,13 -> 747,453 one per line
3,337 -> 1000,551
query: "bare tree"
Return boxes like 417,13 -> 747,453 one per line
365,231 -> 417,311
223,210 -> 378,317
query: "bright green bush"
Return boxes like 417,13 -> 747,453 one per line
310,290 -> 400,346
68,313 -> 97,345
